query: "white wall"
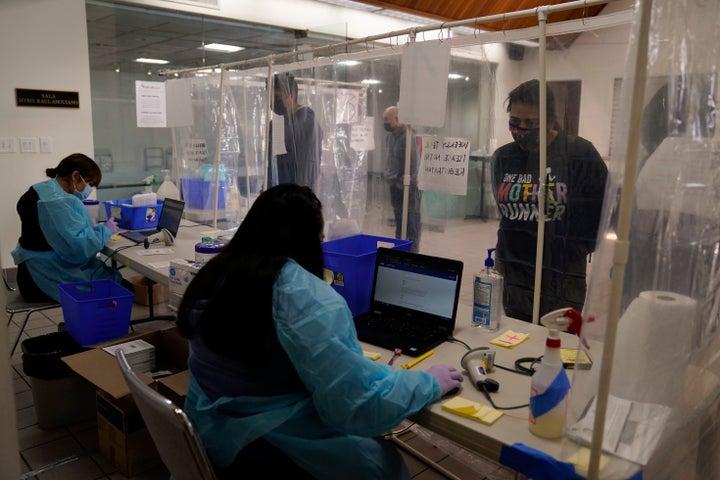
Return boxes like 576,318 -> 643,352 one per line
0,0 -> 94,268
0,0 -> 92,471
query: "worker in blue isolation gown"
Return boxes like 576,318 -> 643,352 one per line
176,183 -> 463,479
11,153 -> 125,302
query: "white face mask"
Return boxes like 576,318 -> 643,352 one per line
74,175 -> 93,200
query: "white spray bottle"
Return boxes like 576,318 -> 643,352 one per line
528,307 -> 583,439
472,248 -> 503,331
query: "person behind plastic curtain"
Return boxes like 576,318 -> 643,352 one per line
383,106 -> 421,253
267,73 -> 323,190
490,80 -> 608,322
176,183 -> 462,478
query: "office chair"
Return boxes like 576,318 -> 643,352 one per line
115,349 -> 217,480
4,276 -> 60,355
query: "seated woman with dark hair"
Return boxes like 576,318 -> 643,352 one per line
12,152 -> 126,302
177,183 -> 463,479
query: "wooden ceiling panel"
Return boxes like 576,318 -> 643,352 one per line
353,0 -> 606,32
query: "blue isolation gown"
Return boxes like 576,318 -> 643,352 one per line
184,260 -> 443,479
11,178 -> 118,301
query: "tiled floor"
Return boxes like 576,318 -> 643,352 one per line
8,215 -> 527,480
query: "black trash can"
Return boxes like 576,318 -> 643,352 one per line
22,331 -> 96,429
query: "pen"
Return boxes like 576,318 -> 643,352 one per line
401,349 -> 434,369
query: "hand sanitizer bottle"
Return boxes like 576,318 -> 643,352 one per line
472,248 -> 503,331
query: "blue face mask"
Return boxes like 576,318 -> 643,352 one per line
74,175 -> 92,200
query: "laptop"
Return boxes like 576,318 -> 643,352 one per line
119,198 -> 185,243
353,247 -> 464,357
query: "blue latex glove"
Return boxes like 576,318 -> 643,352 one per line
105,217 -> 120,234
427,364 -> 463,395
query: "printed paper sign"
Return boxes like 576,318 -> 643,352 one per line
417,135 -> 470,195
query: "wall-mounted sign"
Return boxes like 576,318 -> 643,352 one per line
15,88 -> 80,109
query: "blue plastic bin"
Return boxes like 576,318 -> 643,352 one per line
322,234 -> 412,315
103,199 -> 164,230
180,177 -> 227,210
59,280 -> 134,346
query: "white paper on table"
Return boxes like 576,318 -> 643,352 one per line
136,248 -> 174,256
568,394 -> 671,465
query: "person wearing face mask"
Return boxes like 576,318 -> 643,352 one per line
490,79 -> 608,322
382,105 -> 421,252
11,153 -> 131,302
267,73 -> 323,190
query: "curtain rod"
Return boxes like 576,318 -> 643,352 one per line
160,0 -> 618,76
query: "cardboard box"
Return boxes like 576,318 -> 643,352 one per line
62,327 -> 189,476
128,274 -> 169,306
168,259 -> 203,310
96,390 -> 161,476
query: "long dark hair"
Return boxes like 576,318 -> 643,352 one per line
177,184 -> 325,359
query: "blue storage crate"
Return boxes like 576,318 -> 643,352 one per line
59,280 -> 134,346
322,234 -> 412,315
103,199 -> 164,230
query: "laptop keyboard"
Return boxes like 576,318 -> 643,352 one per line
363,314 -> 436,340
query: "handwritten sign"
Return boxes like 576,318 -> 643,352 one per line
417,135 -> 470,195
350,117 -> 374,152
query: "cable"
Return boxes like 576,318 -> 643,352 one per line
447,336 -> 471,350
479,383 -> 529,411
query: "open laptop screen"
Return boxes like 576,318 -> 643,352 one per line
156,198 -> 184,237
372,254 -> 460,319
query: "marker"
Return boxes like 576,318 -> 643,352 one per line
401,349 -> 435,369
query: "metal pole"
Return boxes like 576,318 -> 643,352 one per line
587,0 -> 652,477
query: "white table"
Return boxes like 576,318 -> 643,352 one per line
361,305 -> 641,479
103,230 -> 640,478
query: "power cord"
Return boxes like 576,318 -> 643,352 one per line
449,336 -> 540,410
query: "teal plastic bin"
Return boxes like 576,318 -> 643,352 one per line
322,234 -> 412,315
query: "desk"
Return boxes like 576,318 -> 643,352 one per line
362,305 -> 641,480
102,220 -> 212,321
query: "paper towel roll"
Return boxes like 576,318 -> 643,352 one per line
611,291 -> 697,404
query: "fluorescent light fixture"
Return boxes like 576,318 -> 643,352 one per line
338,60 -> 361,66
311,0 -> 378,12
203,43 -> 244,53
135,58 -> 170,64
361,79 -> 381,84
511,39 -> 539,47
448,73 -> 463,79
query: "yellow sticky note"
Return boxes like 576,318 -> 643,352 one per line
441,396 -> 503,425
363,350 -> 381,361
490,330 -> 529,348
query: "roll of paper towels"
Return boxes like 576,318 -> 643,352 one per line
611,291 -> 697,405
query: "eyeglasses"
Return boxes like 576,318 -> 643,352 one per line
78,174 -> 94,189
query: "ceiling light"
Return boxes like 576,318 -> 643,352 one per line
361,79 -> 381,84
202,43 -> 245,53
114,66 -> 120,73
511,40 -> 539,48
448,73 -> 463,80
135,58 -> 170,64
338,60 -> 361,66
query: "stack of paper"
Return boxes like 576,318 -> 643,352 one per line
103,339 -> 157,373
